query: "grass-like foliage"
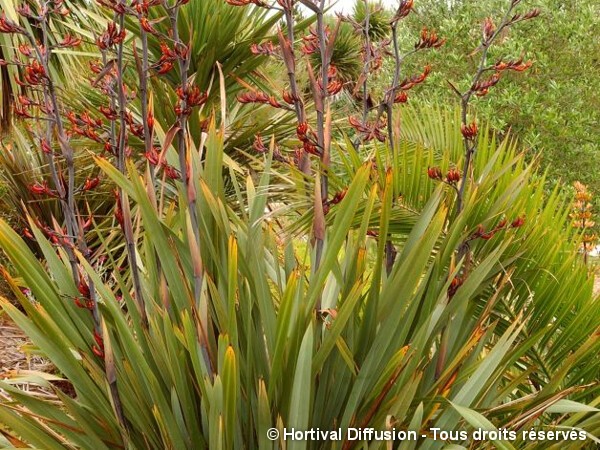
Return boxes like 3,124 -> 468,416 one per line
0,113 -> 599,448
0,0 -> 598,448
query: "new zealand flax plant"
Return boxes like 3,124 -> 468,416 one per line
1,115 -> 599,448
0,0 -> 598,448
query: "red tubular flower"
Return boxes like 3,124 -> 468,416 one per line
511,216 -> 526,228
393,0 -> 413,22
83,177 -> 100,191
461,121 -> 478,140
23,228 -> 34,240
472,72 -> 501,96
349,117 -> 386,142
510,8 -> 541,23
40,139 -> 52,155
174,85 -> 208,116
282,90 -> 300,105
328,65 -> 338,79
494,57 -> 533,72
78,278 -> 91,299
92,345 -> 105,358
89,60 -> 103,74
140,17 -> 157,34
330,188 -> 347,205
147,111 -> 155,130
327,80 -> 344,96
237,91 -> 281,108
162,163 -> 181,180
152,41 -> 177,75
58,34 -> 82,48
96,22 -> 126,50
253,134 -> 267,153
296,122 -> 309,140
427,167 -> 443,180
0,13 -> 25,34
394,91 -> 408,103
301,31 -> 320,55
129,122 -> 145,138
348,116 -> 368,134
250,41 -> 277,56
18,43 -> 32,56
225,0 -> 267,6
74,297 -> 93,309
114,190 -> 124,227
93,330 -> 104,349
414,27 -> 446,50
482,17 -> 496,42
83,215 -> 93,230
99,105 -> 118,120
84,127 -> 101,142
237,91 -> 257,104
144,147 -> 160,165
303,141 -> 321,156
185,86 -> 208,107
80,111 -> 100,128
399,65 -> 431,91
29,181 -> 55,196
24,60 -> 47,85
446,169 -> 461,184
17,95 -> 33,107
14,104 -> 32,118
448,276 -> 464,298
156,61 -> 173,74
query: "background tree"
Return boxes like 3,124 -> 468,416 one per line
377,0 -> 600,220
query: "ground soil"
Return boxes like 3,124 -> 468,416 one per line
0,314 -> 58,399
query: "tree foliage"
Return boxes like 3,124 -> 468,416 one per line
386,0 -> 600,212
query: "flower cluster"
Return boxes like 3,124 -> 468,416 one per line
322,188 -> 347,215
237,91 -> 283,108
427,167 -> 461,186
467,216 -> 525,242
348,116 -> 387,143
571,182 -> 597,260
415,28 -> 446,50
460,121 -> 478,140
296,122 -> 321,155
175,84 -> 208,116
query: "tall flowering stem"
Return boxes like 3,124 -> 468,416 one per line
166,0 -> 213,372
433,0 -> 539,380
93,0 -> 149,326
349,0 -> 442,274
5,2 -> 103,333
452,0 -> 539,215
115,10 -> 149,325
228,0 -> 339,311
2,1 -> 127,429
302,0 -> 337,283
277,0 -> 310,173
362,1 -> 443,150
